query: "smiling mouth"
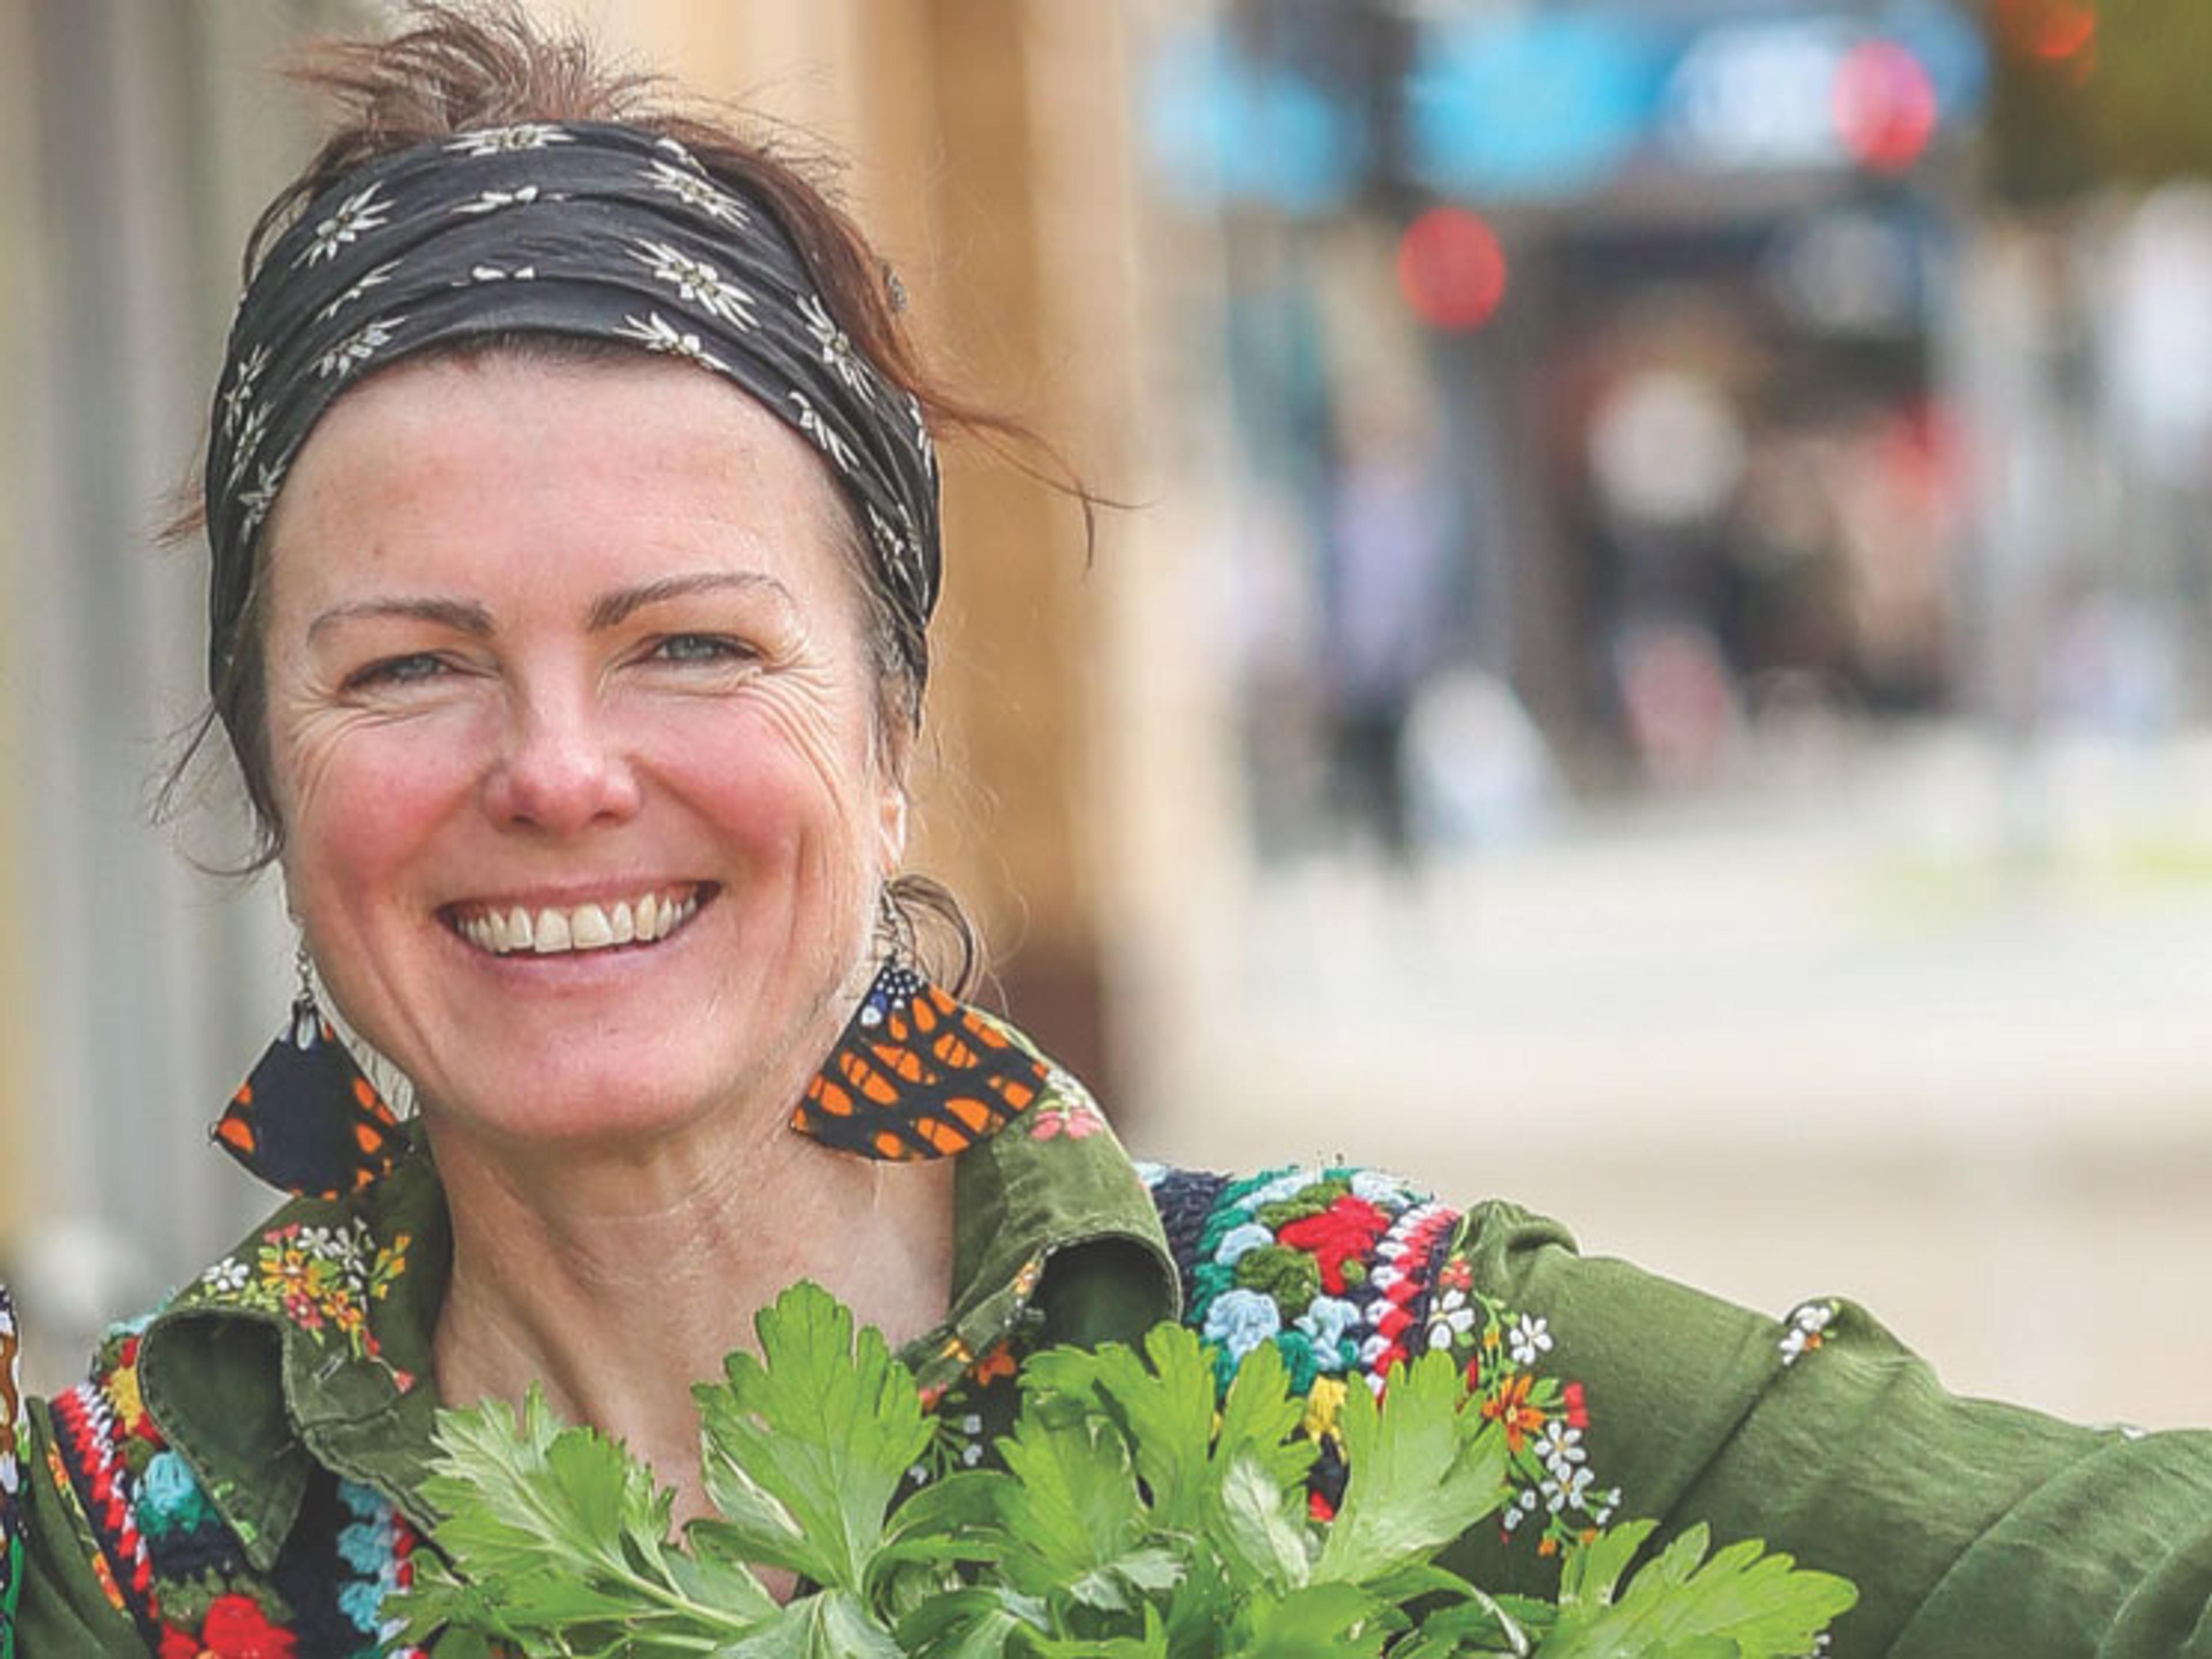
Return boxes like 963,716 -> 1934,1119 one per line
446,885 -> 710,957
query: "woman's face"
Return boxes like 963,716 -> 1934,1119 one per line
260,353 -> 906,1149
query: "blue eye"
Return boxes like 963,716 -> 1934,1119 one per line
346,653 -> 449,690
652,634 -> 754,665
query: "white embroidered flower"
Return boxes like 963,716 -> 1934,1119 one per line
1508,1313 -> 1552,1367
1501,1487 -> 1540,1532
316,316 -> 407,381
460,264 -> 536,284
1426,1289 -> 1475,1351
1588,1484 -> 1622,1526
1540,1462 -> 1594,1514
1535,1420 -> 1585,1472
630,238 -> 757,329
640,158 -> 751,228
800,292 -> 872,399
315,259 -> 402,322
298,184 -> 391,266
200,1260 -> 251,1295
452,184 -> 543,217
446,123 -> 573,156
614,312 -> 730,374
1779,1300 -> 1836,1368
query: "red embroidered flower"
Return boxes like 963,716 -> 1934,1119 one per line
1277,1196 -> 1389,1295
1563,1381 -> 1589,1430
158,1594 -> 297,1658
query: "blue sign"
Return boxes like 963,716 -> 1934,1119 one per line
1405,13 -> 1666,202
1143,31 -> 1368,218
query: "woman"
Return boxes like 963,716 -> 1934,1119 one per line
9,7 -> 2212,1656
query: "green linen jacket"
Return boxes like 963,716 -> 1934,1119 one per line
13,1089 -> 2212,1656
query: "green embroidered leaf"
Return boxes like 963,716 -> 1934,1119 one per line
1539,1523 -> 1858,1659
1313,1350 -> 1509,1588
693,1279 -> 935,1593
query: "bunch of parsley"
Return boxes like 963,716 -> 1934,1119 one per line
389,1283 -> 1854,1658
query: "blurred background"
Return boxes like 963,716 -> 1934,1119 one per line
5,0 -> 2212,1423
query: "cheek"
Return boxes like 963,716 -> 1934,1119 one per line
275,717 -> 481,903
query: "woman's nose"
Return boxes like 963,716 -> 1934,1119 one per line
481,688 -> 643,834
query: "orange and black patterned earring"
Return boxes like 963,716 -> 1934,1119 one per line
210,942 -> 406,1199
790,960 -> 1046,1161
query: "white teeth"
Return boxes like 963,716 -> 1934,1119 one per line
464,889 -> 698,956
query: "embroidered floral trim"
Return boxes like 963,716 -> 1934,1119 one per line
188,1221 -> 414,1385
1149,1165 -> 1619,1554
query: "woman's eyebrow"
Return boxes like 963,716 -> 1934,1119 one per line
307,596 -> 494,642
586,571 -> 787,631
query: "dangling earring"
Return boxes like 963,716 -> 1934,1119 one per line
789,887 -> 1046,1160
210,941 -> 407,1199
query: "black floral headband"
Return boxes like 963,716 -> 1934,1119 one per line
203,120 -> 941,698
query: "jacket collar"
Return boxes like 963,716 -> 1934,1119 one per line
138,1040 -> 1173,1570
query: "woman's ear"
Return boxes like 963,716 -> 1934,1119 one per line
873,711 -> 914,874
876,778 -> 910,876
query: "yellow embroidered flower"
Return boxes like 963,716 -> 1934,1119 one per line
1302,1376 -> 1347,1444
107,1364 -> 147,1434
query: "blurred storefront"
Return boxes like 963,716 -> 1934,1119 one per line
1106,0 -> 2212,1427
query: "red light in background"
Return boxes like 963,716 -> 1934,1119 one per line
1397,207 -> 1509,332
1834,40 -> 1939,175
1994,0 -> 2097,65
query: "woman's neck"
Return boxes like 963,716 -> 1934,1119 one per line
426,1107 -> 957,1520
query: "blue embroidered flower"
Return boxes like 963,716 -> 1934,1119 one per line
339,1573 -> 393,1633
1215,1222 -> 1275,1265
337,1478 -> 387,1521
137,1450 -> 212,1537
1202,1287 -> 1282,1362
1295,1294 -> 1363,1368
337,1517 -> 389,1574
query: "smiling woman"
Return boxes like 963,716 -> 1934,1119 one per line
14,4 -> 2212,1657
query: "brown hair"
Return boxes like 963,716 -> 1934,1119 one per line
166,0 -> 1075,989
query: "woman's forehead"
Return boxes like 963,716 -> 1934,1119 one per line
266,351 -> 857,607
